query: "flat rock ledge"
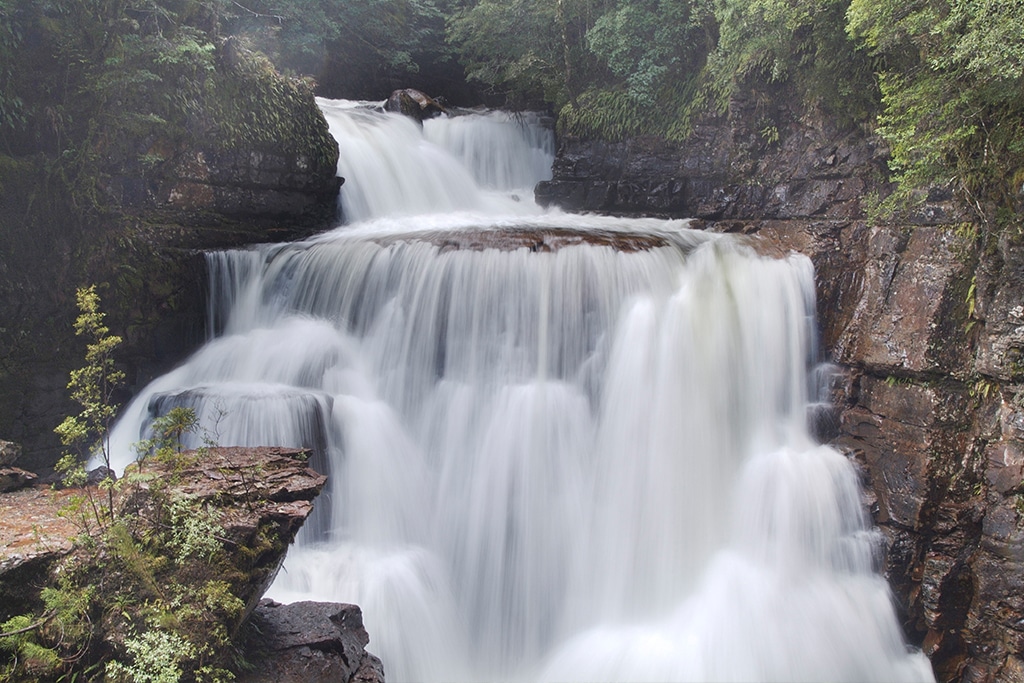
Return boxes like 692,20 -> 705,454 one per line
0,447 -> 325,618
0,446 -> 383,681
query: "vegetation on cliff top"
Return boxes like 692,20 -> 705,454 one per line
447,0 -> 1024,228
140,0 -> 1020,228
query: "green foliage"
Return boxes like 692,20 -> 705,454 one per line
450,0 -> 874,137
1,442 -> 256,681
447,0 -> 579,106
587,0 -> 714,107
135,406 -> 201,471
222,0 -> 449,97
54,284 -> 124,529
848,0 -> 1024,227
0,0 -> 337,219
106,626 -> 198,683
705,0 -> 875,117
54,285 -> 125,465
202,47 -> 336,172
559,81 -> 702,141
166,497 -> 225,563
0,572 -> 98,680
0,615 -> 61,678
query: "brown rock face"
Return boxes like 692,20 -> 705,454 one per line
384,88 -> 447,122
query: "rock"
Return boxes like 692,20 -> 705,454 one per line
0,467 -> 36,492
238,600 -> 385,683
0,446 -> 328,669
85,465 -> 115,486
120,446 -> 327,622
0,39 -> 343,474
0,440 -> 21,466
384,88 -> 447,122
829,226 -> 973,375
0,485 -> 87,618
535,95 -> 889,221
367,225 -> 668,253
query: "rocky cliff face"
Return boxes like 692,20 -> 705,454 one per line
538,100 -> 1024,681
536,96 -> 894,221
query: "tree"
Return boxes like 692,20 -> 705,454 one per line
586,0 -> 714,107
447,0 -> 572,105
847,0 -> 1024,225
704,0 -> 875,117
54,285 -> 125,522
221,0 -> 452,98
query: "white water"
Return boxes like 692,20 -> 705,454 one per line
107,100 -> 934,682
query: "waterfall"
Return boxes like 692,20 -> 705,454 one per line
106,101 -> 935,683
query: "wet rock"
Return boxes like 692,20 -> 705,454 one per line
369,226 -> 669,253
975,237 -> 1024,382
384,88 -> 447,122
239,600 -> 385,683
829,226 -> 973,375
536,96 -> 888,221
85,465 -> 115,486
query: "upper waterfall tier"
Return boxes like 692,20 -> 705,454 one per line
317,99 -> 555,222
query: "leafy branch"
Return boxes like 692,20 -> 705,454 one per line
53,285 -> 125,527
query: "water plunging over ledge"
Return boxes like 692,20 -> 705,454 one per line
106,100 -> 935,682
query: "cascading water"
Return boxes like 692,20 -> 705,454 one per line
106,100 -> 935,683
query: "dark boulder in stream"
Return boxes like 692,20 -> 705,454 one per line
384,88 -> 448,122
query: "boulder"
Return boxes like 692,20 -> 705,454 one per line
238,600 -> 385,683
119,446 -> 328,622
384,88 -> 447,122
0,467 -> 36,493
0,446 -> 323,626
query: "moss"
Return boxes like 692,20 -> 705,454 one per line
202,47 -> 337,175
